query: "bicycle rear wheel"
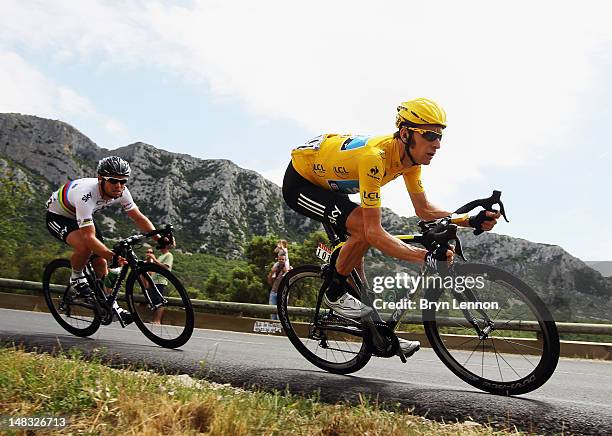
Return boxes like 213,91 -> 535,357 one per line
125,263 -> 194,348
42,259 -> 101,337
277,265 -> 371,374
422,263 -> 559,395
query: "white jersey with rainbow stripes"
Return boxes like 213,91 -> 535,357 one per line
46,178 -> 137,228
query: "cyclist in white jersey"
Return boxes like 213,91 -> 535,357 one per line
45,156 -> 163,324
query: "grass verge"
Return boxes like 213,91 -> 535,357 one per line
0,346 -> 522,435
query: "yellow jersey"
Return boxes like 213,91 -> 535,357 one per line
291,134 -> 424,208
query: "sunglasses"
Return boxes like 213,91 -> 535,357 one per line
102,176 -> 128,185
407,127 -> 443,142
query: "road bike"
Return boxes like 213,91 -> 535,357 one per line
277,191 -> 560,395
42,224 -> 194,348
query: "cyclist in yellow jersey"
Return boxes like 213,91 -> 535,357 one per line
283,98 -> 501,358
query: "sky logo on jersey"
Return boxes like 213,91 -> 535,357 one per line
328,179 -> 359,194
340,136 -> 369,151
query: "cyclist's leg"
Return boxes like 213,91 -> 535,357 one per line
335,207 -> 370,276
64,222 -> 108,279
89,222 -> 108,280
282,162 -> 358,235
47,212 -> 95,297
282,162 -> 370,317
46,212 -> 89,272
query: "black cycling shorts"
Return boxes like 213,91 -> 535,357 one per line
282,162 -> 358,237
46,212 -> 104,244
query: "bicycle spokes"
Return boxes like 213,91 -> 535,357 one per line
42,259 -> 101,337
128,267 -> 192,346
425,264 -> 559,393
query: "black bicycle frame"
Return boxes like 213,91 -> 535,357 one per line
318,223 -> 428,330
83,244 -> 163,323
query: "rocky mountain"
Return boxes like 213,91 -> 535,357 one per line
585,261 -> 612,278
1,113 -> 611,321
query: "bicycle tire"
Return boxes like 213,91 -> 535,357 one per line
42,258 -> 101,337
125,263 -> 194,348
277,264 -> 371,374
422,263 -> 560,395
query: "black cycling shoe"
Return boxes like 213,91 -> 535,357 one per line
70,276 -> 93,298
116,308 -> 133,326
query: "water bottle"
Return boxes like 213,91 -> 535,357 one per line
104,267 -> 121,289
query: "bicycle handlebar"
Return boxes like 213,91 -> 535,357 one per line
113,224 -> 175,253
455,190 -> 509,235
417,190 -> 509,261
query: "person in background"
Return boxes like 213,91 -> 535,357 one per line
267,253 -> 289,320
274,239 -> 290,269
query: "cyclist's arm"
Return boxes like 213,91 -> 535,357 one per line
403,168 -> 470,226
409,191 -> 501,229
361,208 -> 429,263
126,208 -> 156,233
409,191 -> 454,220
79,225 -> 115,262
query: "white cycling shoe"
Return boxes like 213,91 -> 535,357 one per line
323,292 -> 373,319
397,338 -> 420,358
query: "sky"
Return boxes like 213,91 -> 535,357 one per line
1,0 -> 611,260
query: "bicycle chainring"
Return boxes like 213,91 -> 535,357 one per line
364,322 -> 399,358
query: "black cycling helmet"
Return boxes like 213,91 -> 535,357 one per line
97,156 -> 131,177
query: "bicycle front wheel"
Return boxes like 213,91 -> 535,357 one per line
277,265 -> 371,374
422,263 -> 560,395
42,259 -> 101,337
125,263 -> 194,348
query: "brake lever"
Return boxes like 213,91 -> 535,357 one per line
439,225 -> 467,262
455,190 -> 509,235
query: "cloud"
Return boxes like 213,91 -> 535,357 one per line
2,0 -> 611,215
0,51 -> 56,116
0,49 -> 127,143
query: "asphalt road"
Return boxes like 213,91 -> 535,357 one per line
1,308 -> 611,435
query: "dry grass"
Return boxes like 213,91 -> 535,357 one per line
0,346 -> 523,435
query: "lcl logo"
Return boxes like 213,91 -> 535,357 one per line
313,163 -> 325,174
333,166 -> 349,177
363,191 -> 380,200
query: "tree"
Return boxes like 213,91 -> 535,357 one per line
243,234 -> 281,283
227,264 -> 267,304
290,230 -> 330,267
0,176 -> 30,278
203,272 -> 231,301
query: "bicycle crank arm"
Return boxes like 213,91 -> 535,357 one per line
362,316 -> 388,352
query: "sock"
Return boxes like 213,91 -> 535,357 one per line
112,300 -> 121,310
326,270 -> 348,301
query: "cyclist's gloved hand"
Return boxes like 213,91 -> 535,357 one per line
424,246 -> 453,274
469,210 -> 501,233
155,235 -> 174,249
109,252 -> 121,269
109,247 -> 128,268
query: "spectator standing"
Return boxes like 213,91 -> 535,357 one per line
267,253 -> 288,320
274,239 -> 290,269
